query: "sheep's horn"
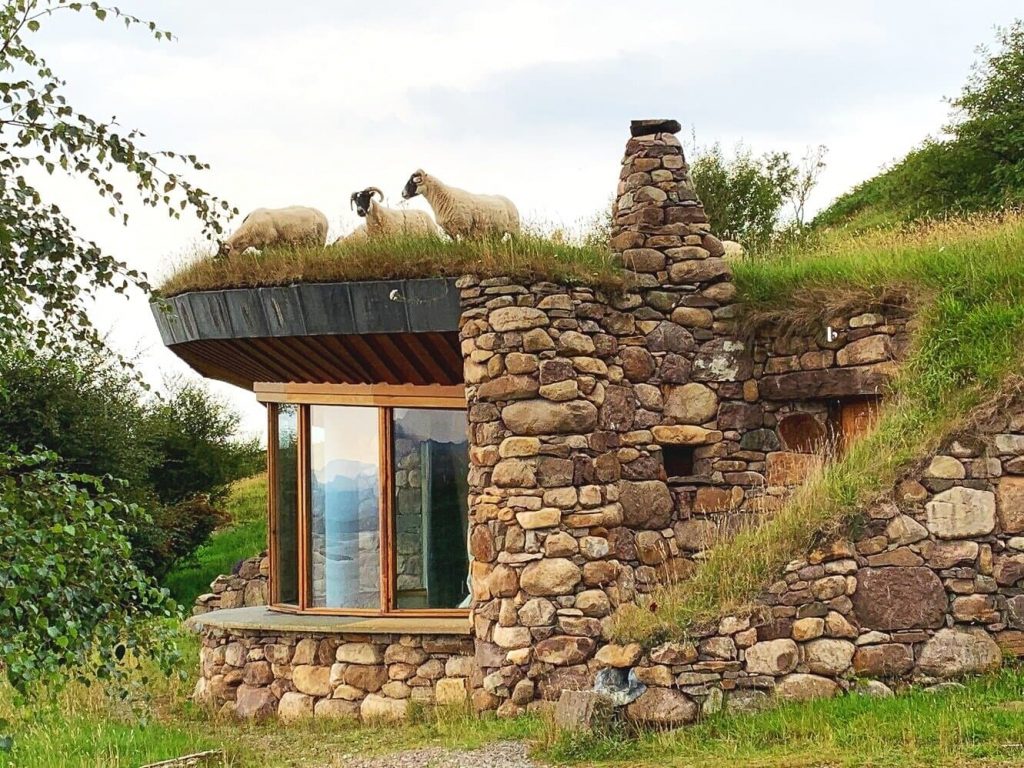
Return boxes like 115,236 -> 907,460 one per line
349,192 -> 357,210
367,186 -> 384,201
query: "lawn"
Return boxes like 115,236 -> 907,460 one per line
162,476 -> 268,609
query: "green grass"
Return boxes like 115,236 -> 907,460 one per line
0,625 -> 539,768
158,232 -> 621,297
5,644 -> 1023,767
162,476 -> 267,609
614,213 -> 1024,642
542,667 -> 1024,768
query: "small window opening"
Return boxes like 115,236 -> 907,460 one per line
663,445 -> 695,478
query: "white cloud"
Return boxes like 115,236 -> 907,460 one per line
23,0 -> 1023,438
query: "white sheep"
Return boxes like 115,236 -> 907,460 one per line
218,206 -> 329,257
401,169 -> 519,240
722,240 -> 745,260
349,187 -> 437,237
331,224 -> 369,246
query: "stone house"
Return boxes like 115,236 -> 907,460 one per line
153,119 -> 1024,724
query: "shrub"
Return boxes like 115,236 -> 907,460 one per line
0,342 -> 261,579
0,449 -> 178,693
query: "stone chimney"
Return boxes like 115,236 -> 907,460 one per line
611,119 -> 730,294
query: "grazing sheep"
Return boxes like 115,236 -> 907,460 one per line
218,206 -> 328,257
401,169 -> 519,239
331,224 -> 369,246
722,240 -> 745,260
350,187 -> 437,237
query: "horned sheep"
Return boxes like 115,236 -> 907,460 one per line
401,169 -> 519,240
218,206 -> 328,257
350,187 -> 437,237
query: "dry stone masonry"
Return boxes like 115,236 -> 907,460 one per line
190,119 -> 1024,725
193,553 -> 268,614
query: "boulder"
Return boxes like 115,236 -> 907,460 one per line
744,639 -> 799,676
233,685 -> 277,721
803,639 -> 855,676
489,306 -> 548,332
534,636 -> 597,665
360,693 -> 409,721
851,567 -> 946,630
618,480 -> 674,529
501,399 -> 599,436
997,477 -> 1024,534
594,643 -> 644,668
277,691 -> 314,722
521,558 -> 582,596
916,628 -> 1002,678
852,644 -> 914,678
292,665 -> 332,697
663,383 -> 718,424
774,674 -> 840,702
336,643 -> 384,665
925,487 -> 996,539
314,698 -> 360,720
625,687 -> 699,726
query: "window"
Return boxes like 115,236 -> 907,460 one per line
265,387 -> 469,615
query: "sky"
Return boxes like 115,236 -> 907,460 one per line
30,0 -> 1023,442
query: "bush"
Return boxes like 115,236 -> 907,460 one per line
815,21 -> 1024,228
0,449 -> 178,693
0,342 -> 262,579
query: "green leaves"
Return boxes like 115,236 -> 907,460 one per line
0,0 -> 232,357
0,449 -> 180,694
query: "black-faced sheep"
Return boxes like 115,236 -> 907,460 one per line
350,187 -> 437,237
218,206 -> 328,257
401,170 -> 519,240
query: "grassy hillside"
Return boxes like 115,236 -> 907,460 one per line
614,213 -> 1024,642
813,22 -> 1024,232
162,475 -> 267,608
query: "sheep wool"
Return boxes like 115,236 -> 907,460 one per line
405,170 -> 519,240
220,206 -> 329,257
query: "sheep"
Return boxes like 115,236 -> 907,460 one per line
722,240 -> 745,260
349,187 -> 437,237
401,169 -> 520,240
218,206 -> 329,257
331,223 -> 369,246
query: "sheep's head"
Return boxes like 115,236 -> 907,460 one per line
401,170 -> 426,200
350,187 -> 383,217
217,240 -> 234,258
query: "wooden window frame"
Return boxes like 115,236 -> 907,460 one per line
261,383 -> 469,618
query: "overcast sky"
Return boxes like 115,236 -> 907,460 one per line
31,0 -> 1022,440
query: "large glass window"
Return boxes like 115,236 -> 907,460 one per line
392,408 -> 469,610
272,404 -> 299,605
267,397 -> 469,615
309,406 -> 380,609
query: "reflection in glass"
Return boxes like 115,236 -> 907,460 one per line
392,408 -> 469,609
309,406 -> 380,609
273,404 -> 299,604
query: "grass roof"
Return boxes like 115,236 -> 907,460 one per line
157,233 -> 623,297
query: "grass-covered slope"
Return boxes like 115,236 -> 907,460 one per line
159,233 -> 621,297
614,213 -> 1024,643
162,475 -> 266,608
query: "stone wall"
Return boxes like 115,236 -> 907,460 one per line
597,407 -> 1024,726
458,119 -> 915,716
193,553 -> 269,615
195,628 -> 476,721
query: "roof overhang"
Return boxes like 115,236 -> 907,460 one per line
151,278 -> 464,390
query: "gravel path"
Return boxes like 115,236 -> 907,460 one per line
331,740 -> 539,768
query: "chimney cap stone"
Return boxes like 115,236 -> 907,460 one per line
630,119 -> 681,137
